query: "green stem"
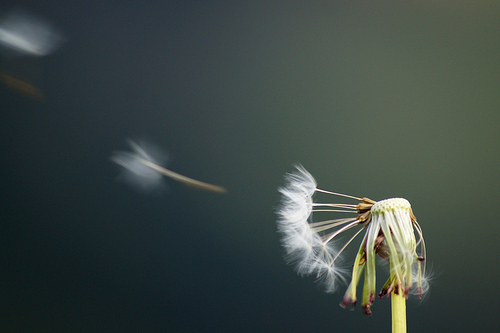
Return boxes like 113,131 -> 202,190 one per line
391,291 -> 406,333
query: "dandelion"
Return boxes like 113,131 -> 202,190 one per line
277,165 -> 427,332
111,139 -> 226,193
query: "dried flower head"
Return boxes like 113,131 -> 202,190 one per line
277,165 -> 427,314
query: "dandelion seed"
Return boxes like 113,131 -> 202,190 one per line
0,9 -> 65,57
277,165 -> 427,317
111,139 -> 226,193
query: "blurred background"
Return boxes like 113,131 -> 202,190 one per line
1,1 -> 498,332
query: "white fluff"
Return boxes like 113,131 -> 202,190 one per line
277,166 -> 429,309
277,165 -> 345,293
111,139 -> 167,192
0,9 -> 65,56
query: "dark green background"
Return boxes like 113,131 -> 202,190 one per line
1,1 -> 498,332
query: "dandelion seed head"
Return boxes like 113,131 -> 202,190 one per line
371,198 -> 411,214
276,165 -> 429,314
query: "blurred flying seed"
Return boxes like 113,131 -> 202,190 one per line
0,9 -> 65,57
0,72 -> 44,100
111,139 -> 227,194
